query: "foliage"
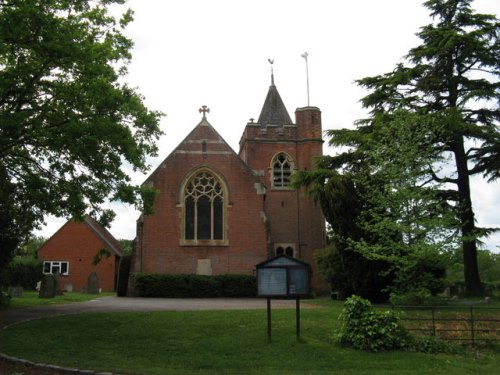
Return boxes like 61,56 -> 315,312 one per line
116,254 -> 131,297
353,0 -> 499,295
0,0 -> 163,285
133,273 -> 257,298
92,248 -> 112,266
1,257 -> 42,290
389,288 -> 438,306
297,0 -> 499,296
118,239 -> 133,255
316,244 -> 393,302
0,290 -> 10,309
390,250 -> 447,296
410,336 -> 460,354
339,295 -> 411,351
14,235 -> 46,259
446,248 -> 500,285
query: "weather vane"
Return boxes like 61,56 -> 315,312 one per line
268,58 -> 275,85
301,52 -> 310,106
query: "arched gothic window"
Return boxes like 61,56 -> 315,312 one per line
272,153 -> 293,188
183,170 -> 225,241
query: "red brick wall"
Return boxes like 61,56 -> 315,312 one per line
132,108 -> 327,292
132,123 -> 269,280
38,220 -> 118,292
238,107 -> 327,290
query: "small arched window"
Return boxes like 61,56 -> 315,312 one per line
275,244 -> 295,257
183,170 -> 225,242
272,153 -> 293,188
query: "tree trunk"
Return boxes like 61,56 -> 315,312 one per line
452,136 -> 484,296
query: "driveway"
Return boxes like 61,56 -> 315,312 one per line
0,296 -> 309,329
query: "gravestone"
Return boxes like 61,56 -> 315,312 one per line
8,286 -> 23,297
39,274 -> 57,298
87,272 -> 100,294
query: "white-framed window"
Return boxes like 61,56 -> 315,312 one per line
43,261 -> 69,275
274,243 -> 296,257
271,152 -> 293,189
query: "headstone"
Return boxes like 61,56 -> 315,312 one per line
39,274 -> 57,298
64,284 -> 73,292
87,272 -> 100,294
8,286 -> 23,297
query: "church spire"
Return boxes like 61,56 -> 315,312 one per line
257,59 -> 292,126
268,58 -> 275,86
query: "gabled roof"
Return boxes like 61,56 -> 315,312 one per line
38,216 -> 123,257
257,82 -> 293,126
83,216 -> 123,257
144,113 -> 265,187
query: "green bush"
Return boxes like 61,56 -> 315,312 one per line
0,291 -> 11,309
133,273 -> 257,298
4,258 -> 42,290
389,289 -> 441,306
410,336 -> 460,354
339,295 -> 411,352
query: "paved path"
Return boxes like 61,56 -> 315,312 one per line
0,296 -> 307,329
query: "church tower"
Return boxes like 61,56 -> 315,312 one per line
239,73 -> 326,288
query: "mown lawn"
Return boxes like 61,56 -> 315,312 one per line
6,291 -> 115,308
0,304 -> 499,375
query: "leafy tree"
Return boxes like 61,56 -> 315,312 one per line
0,1 -> 163,284
446,248 -> 500,285
294,166 -> 397,302
14,235 -> 47,259
296,114 -> 449,300
301,0 -> 498,296
118,239 -> 133,255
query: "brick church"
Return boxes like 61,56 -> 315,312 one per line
129,73 -> 326,290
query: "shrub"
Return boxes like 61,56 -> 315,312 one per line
339,295 -> 410,352
389,288 -> 441,306
410,336 -> 460,354
133,273 -> 257,298
4,258 -> 42,290
316,245 -> 394,303
0,291 -> 11,309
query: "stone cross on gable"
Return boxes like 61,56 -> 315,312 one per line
199,105 -> 210,119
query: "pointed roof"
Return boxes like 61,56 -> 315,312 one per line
83,216 -> 123,257
143,107 -> 265,186
257,80 -> 293,126
37,216 -> 123,257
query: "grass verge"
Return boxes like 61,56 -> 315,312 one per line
6,291 -> 115,309
0,305 -> 498,374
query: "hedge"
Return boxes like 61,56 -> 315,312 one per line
133,273 -> 257,298
2,258 -> 42,290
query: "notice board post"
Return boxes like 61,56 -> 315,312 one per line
256,255 -> 311,341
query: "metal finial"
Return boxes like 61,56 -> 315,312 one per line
199,105 -> 210,119
301,52 -> 310,106
268,58 -> 275,86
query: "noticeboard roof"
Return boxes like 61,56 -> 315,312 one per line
255,254 -> 311,269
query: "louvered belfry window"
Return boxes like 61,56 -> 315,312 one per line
184,171 -> 224,240
272,153 -> 292,188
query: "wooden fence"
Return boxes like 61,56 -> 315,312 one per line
389,305 -> 500,346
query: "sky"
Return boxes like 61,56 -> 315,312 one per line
35,0 -> 500,252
